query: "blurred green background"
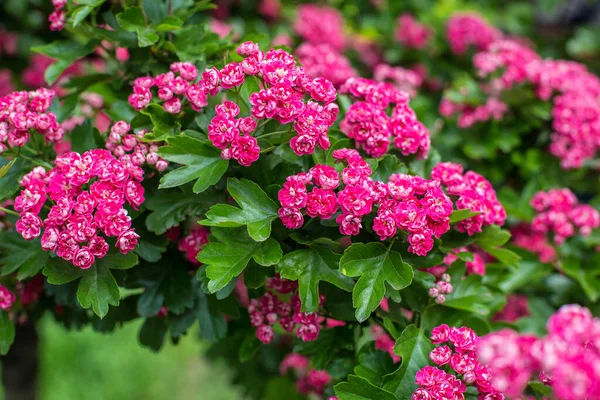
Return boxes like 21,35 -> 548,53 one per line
2,317 -> 245,400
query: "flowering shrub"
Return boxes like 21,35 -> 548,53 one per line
0,1 -> 599,400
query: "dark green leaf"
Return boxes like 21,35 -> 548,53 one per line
0,157 -> 27,201
340,243 -> 413,322
196,290 -> 227,342
43,257 -> 85,285
0,232 -> 50,279
139,317 -> 167,351
0,312 -> 15,355
197,227 -> 282,292
76,262 -> 121,318
145,189 -> 216,234
279,246 -> 354,312
382,325 -> 434,398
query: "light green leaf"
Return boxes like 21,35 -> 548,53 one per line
475,225 -> 521,268
197,227 -> 282,292
32,40 -> 98,85
140,104 -> 181,140
158,135 -> 228,193
382,325 -> 434,398
0,159 -> 15,179
449,209 -> 481,224
562,256 -> 600,302
279,247 -> 354,312
340,243 -> 413,322
201,178 -> 279,242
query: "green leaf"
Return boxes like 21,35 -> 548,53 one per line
340,243 -> 413,322
140,104 -> 181,140
156,16 -> 183,32
196,289 -> 227,342
43,257 -> 85,285
96,251 -> 139,270
201,178 -> 279,242
562,256 -> 600,302
71,5 -> 94,27
382,325 -> 434,398
142,0 -> 168,22
443,274 -> 494,315
475,226 -> 520,268
335,375 -> 396,400
0,157 -> 27,201
449,209 -> 481,224
158,135 -> 228,193
0,232 -> 50,279
197,227 -> 282,292
145,189 -> 216,235
0,312 -> 15,355
279,246 -> 354,312
239,334 -> 261,362
116,7 -> 160,47
32,40 -> 98,85
70,119 -> 98,153
0,159 -> 15,179
475,225 -> 511,247
77,263 -> 121,318
139,317 -> 167,351
354,346 -> 396,386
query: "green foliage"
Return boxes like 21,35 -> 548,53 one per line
197,227 -> 282,293
340,243 -> 413,322
201,178 -> 279,242
158,134 -> 228,193
279,246 -> 354,313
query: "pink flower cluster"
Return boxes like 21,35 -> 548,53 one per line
395,13 -> 432,50
207,42 -> 339,166
128,62 -> 206,114
49,0 -> 66,31
473,40 -> 540,91
278,150 -> 453,256
0,88 -> 65,154
467,29 -> 600,167
293,4 -> 346,51
373,64 -> 424,97
371,325 -> 401,363
177,226 -> 209,265
340,77 -> 430,158
296,43 -> 357,88
280,353 -> 332,396
530,188 -> 600,244
104,121 -> 169,172
431,162 -> 506,235
413,324 -> 505,400
439,97 -> 508,129
0,285 -> 16,310
511,223 -> 556,263
446,13 -> 501,55
478,304 -> 600,399
249,275 -> 324,344
427,273 -> 453,304
14,149 -> 143,268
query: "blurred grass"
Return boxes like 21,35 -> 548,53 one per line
37,317 -> 244,400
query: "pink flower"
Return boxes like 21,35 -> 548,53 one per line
219,63 -> 245,89
16,212 -> 42,240
279,207 -> 304,229
0,286 -> 15,310
256,324 -> 274,344
116,229 -> 140,254
430,345 -> 452,366
73,247 -> 95,269
306,188 -> 338,219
